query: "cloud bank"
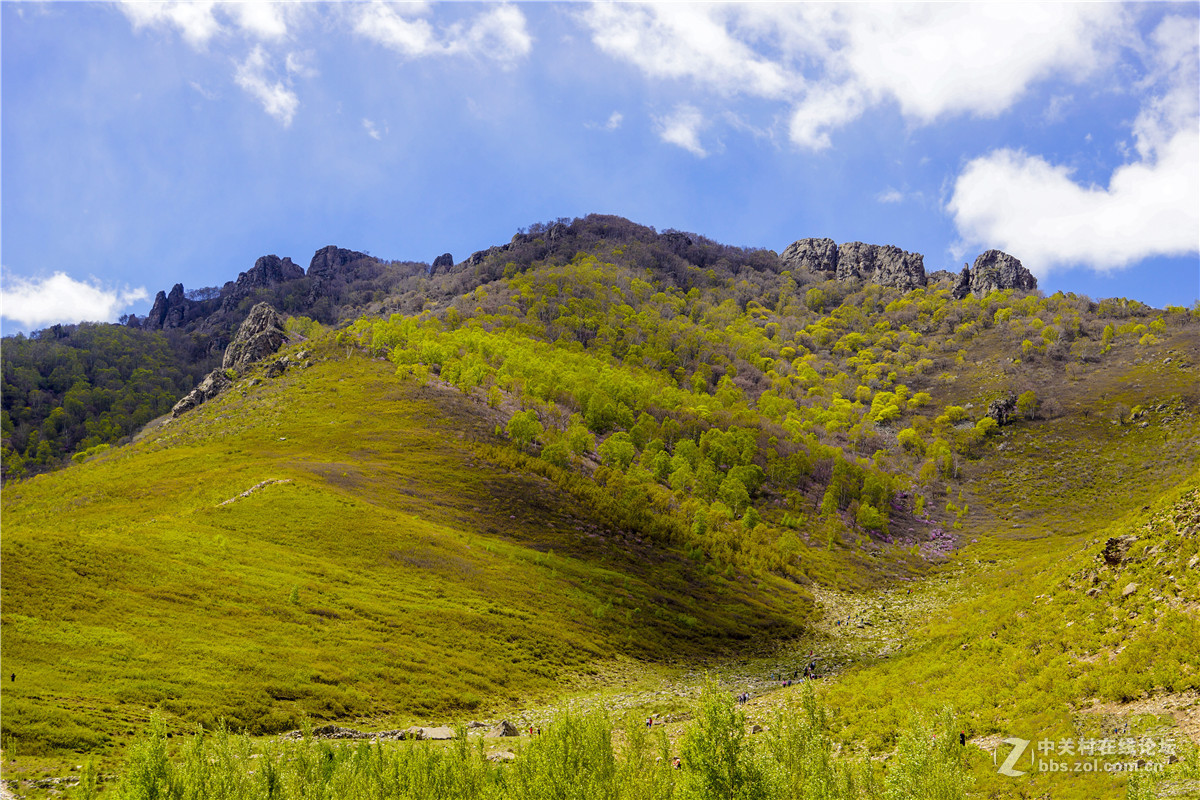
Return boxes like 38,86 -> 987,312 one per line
1,273 -> 149,330
948,15 -> 1199,276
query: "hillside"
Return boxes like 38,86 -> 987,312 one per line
2,217 -> 1199,797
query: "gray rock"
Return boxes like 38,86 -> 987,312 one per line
951,267 -> 972,300
1103,535 -> 1138,567
488,720 -> 520,737
170,369 -> 231,418
222,303 -> 288,373
986,391 -> 1017,426
969,250 -> 1037,296
780,238 -> 838,276
308,245 -> 377,283
838,242 -> 925,291
431,253 -> 454,273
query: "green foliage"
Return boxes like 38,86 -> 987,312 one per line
507,410 -> 544,450
598,432 -> 637,469
678,679 -> 768,800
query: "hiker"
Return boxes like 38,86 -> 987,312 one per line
672,757 -> 681,770
959,732 -> 966,746
647,716 -> 653,729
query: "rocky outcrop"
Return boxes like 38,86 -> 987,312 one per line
968,250 -> 1037,297
146,283 -> 192,329
308,245 -> 377,283
1103,535 -> 1138,567
223,303 -> 288,372
780,236 -> 1032,298
171,303 -> 289,417
780,239 -> 924,291
222,255 -> 303,298
837,243 -> 926,292
986,391 -> 1017,425
431,253 -> 454,273
170,369 -> 231,417
780,238 -> 838,276
951,268 -> 972,300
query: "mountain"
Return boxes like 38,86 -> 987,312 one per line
1,216 -> 1198,797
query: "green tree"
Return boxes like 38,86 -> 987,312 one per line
1016,390 -> 1039,420
597,432 -> 636,469
678,679 -> 769,800
506,410 -> 543,450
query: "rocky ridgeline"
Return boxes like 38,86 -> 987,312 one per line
170,303 -> 290,417
142,246 -> 377,332
782,238 -> 1036,297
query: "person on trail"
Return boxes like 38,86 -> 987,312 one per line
673,757 -> 682,770
647,716 -> 653,729
959,732 -> 966,746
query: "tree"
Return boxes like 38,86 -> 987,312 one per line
506,410 -> 543,450
1016,390 -> 1039,420
597,432 -> 636,469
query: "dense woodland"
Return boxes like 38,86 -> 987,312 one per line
343,230 -> 1195,582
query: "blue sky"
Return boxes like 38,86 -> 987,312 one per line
2,2 -> 1198,333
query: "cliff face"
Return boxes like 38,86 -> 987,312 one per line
782,237 -> 1035,297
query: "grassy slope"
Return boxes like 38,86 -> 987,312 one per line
0,339 -> 813,763
811,337 -> 1200,799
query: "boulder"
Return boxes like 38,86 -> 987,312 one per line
969,250 -> 1037,296
780,238 -> 838,276
1103,535 -> 1137,567
222,303 -> 288,373
488,720 -> 520,737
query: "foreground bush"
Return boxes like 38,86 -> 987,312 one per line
106,682 -> 978,800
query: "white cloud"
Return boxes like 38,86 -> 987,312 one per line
876,188 -> 905,204
363,118 -> 382,140
118,0 -> 296,47
118,1 -> 222,49
226,2 -> 288,41
948,14 -> 1199,276
234,46 -> 299,126
657,104 -> 707,156
582,3 -> 1127,150
1,273 -> 149,329
605,111 -> 623,130
354,2 -> 531,64
582,3 -> 794,98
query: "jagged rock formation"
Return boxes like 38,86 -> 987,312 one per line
968,250 -> 1037,297
837,242 -> 926,292
780,238 -> 838,276
222,303 -> 288,372
168,369 -> 232,418
308,245 -> 378,284
780,239 -> 925,291
171,303 -> 289,417
146,283 -> 192,329
951,268 -> 973,300
780,236 -> 1033,298
431,252 -> 454,273
220,255 -> 303,307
